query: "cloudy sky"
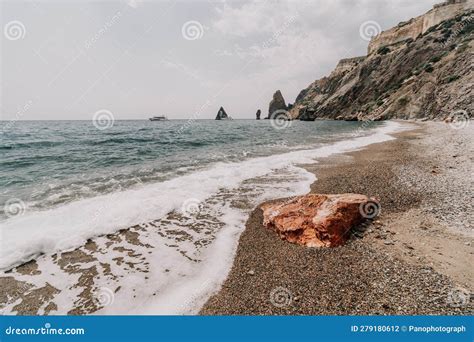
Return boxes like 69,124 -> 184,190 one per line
1,0 -> 439,120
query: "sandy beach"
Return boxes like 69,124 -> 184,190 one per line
1,122 -> 472,315
201,122 -> 473,315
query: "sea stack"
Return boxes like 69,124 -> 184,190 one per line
256,109 -> 261,120
267,90 -> 288,119
215,107 -> 229,120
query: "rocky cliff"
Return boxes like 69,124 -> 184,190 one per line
290,1 -> 473,121
368,0 -> 473,54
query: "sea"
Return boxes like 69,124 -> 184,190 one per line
0,119 -> 405,314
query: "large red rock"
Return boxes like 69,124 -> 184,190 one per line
261,194 -> 378,247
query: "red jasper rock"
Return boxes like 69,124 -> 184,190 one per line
261,194 -> 379,247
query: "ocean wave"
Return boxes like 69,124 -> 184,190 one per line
0,140 -> 65,150
94,137 -> 161,145
0,121 -> 407,272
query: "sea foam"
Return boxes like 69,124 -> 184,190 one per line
0,121 -> 405,272
0,122 -> 409,314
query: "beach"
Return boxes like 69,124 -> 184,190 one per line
201,122 -> 473,315
1,121 -> 472,315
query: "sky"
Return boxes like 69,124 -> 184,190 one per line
1,0 -> 440,120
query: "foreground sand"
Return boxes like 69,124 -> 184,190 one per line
201,122 -> 473,315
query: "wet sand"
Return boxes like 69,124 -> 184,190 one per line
2,122 -> 472,315
200,123 -> 473,315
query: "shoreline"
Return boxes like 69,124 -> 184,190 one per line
1,121 -> 472,315
200,122 -> 473,315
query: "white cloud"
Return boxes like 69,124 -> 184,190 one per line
2,0 -> 441,119
213,1 -> 299,37
209,1 -> 351,106
205,0 -> 440,116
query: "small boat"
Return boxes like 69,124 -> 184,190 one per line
149,115 -> 168,121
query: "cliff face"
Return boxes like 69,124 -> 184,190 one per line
291,3 -> 473,121
368,0 -> 474,54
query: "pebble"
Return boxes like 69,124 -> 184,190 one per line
200,124 -> 473,316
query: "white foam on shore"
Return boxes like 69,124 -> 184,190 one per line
134,121 -> 411,315
117,165 -> 316,315
0,121 -> 411,314
0,121 -> 407,272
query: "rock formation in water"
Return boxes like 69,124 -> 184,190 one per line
289,0 -> 473,121
215,106 -> 229,120
267,90 -> 288,119
256,109 -> 261,120
261,194 -> 379,248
